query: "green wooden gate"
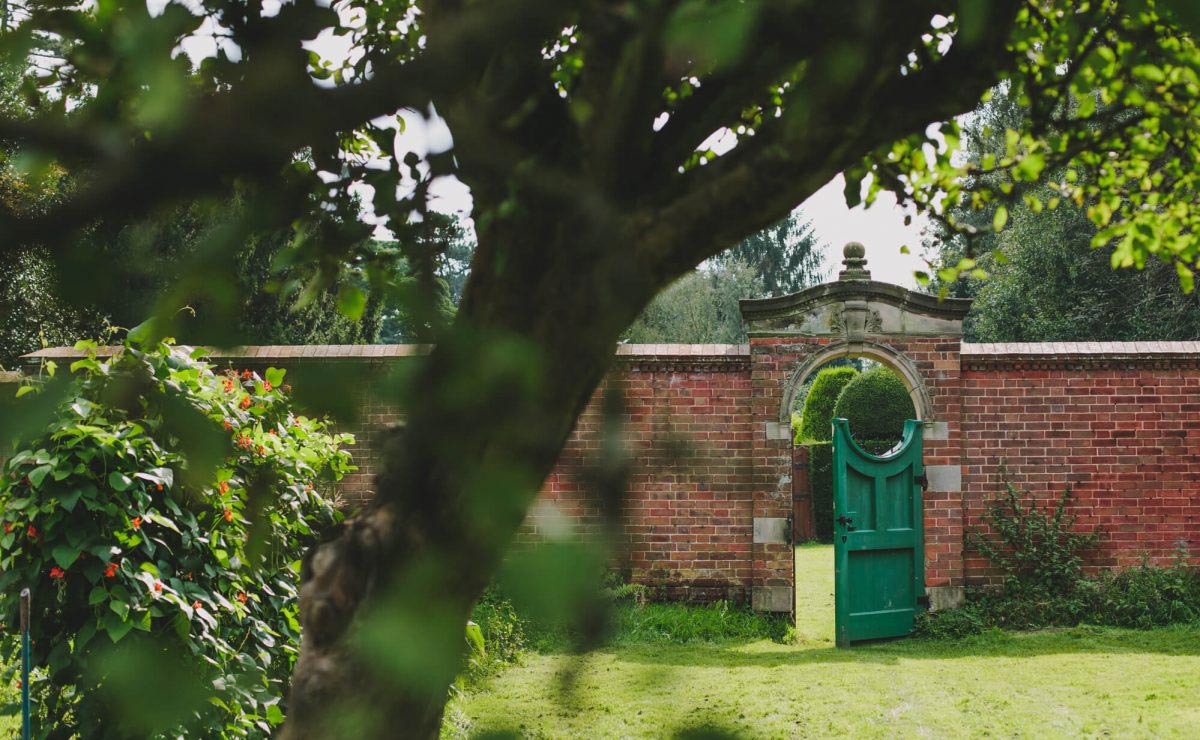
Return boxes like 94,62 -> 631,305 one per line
832,418 -> 925,647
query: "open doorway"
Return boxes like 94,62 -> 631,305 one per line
789,357 -> 917,643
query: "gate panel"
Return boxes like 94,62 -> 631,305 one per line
833,418 -> 925,646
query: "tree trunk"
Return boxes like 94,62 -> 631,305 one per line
281,211 -> 653,737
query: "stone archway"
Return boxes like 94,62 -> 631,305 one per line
777,337 -> 937,425
739,242 -> 971,612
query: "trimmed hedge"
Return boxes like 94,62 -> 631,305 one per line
796,366 -> 857,442
832,366 -> 915,445
805,438 -> 896,542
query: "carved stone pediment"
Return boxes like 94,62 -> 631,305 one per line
739,244 -> 971,339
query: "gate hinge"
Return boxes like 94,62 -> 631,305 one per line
914,473 -> 929,489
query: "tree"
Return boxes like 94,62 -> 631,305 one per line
623,259 -> 763,343
716,209 -> 826,296
1,1 -> 1197,735
0,194 -> 386,367
925,85 -> 1200,341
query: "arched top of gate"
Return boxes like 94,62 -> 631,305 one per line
777,339 -> 937,423
739,242 -> 972,339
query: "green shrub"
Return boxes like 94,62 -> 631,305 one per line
921,481 -> 1200,639
796,367 -> 857,442
0,339 -> 353,736
807,442 -> 833,543
831,366 -> 915,445
466,588 -> 527,680
969,478 -> 1099,596
1090,551 -> 1200,629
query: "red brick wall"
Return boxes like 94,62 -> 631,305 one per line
962,350 -> 1200,582
17,339 -> 1200,610
526,348 -> 757,603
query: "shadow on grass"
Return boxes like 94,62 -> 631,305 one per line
593,624 -> 1200,670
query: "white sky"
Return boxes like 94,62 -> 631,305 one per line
801,176 -> 928,289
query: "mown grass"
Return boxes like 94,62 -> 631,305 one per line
447,545 -> 1200,737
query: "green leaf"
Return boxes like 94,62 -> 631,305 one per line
52,544 -> 81,569
89,586 -> 108,605
1176,261 -> 1195,294
336,284 -> 367,321
144,512 -> 182,534
28,464 -> 52,488
108,471 -> 133,491
15,385 -> 36,398
110,599 -> 130,620
58,487 -> 84,512
993,205 -> 1009,232
265,367 -> 286,387
104,612 -> 134,643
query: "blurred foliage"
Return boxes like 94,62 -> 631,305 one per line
796,366 -> 858,443
925,84 -> 1200,341
832,367 -> 916,446
623,259 -> 762,344
0,339 -> 351,735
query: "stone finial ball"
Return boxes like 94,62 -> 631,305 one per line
843,241 -> 866,259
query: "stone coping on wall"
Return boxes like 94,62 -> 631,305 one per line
16,343 -> 751,372
962,341 -> 1200,369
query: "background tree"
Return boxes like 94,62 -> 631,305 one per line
714,209 -> 826,296
623,259 -> 763,343
0,1 -> 1197,736
925,85 -> 1200,341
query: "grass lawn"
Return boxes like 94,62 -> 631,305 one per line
449,544 -> 1200,737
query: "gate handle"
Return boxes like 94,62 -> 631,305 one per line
837,515 -> 856,531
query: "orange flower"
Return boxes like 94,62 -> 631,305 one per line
241,369 -> 252,381
239,395 -> 251,409
267,429 -> 276,436
153,580 -> 163,593
237,435 -> 252,449
305,484 -> 313,492
156,483 -> 163,491
222,420 -> 233,431
221,378 -> 234,393
223,508 -> 233,522
26,524 -> 37,539
104,562 -> 118,578
3,522 -> 11,534
263,381 -> 273,392
49,566 -> 65,580
131,516 -> 142,530
236,591 -> 248,604
218,480 -> 229,495
257,445 -> 266,456
192,601 -> 202,610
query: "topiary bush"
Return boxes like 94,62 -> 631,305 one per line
796,366 -> 857,443
0,339 -> 353,736
831,366 -> 915,445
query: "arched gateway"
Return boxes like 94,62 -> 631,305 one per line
738,243 -> 970,612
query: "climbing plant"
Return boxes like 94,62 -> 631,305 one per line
0,339 -> 353,736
